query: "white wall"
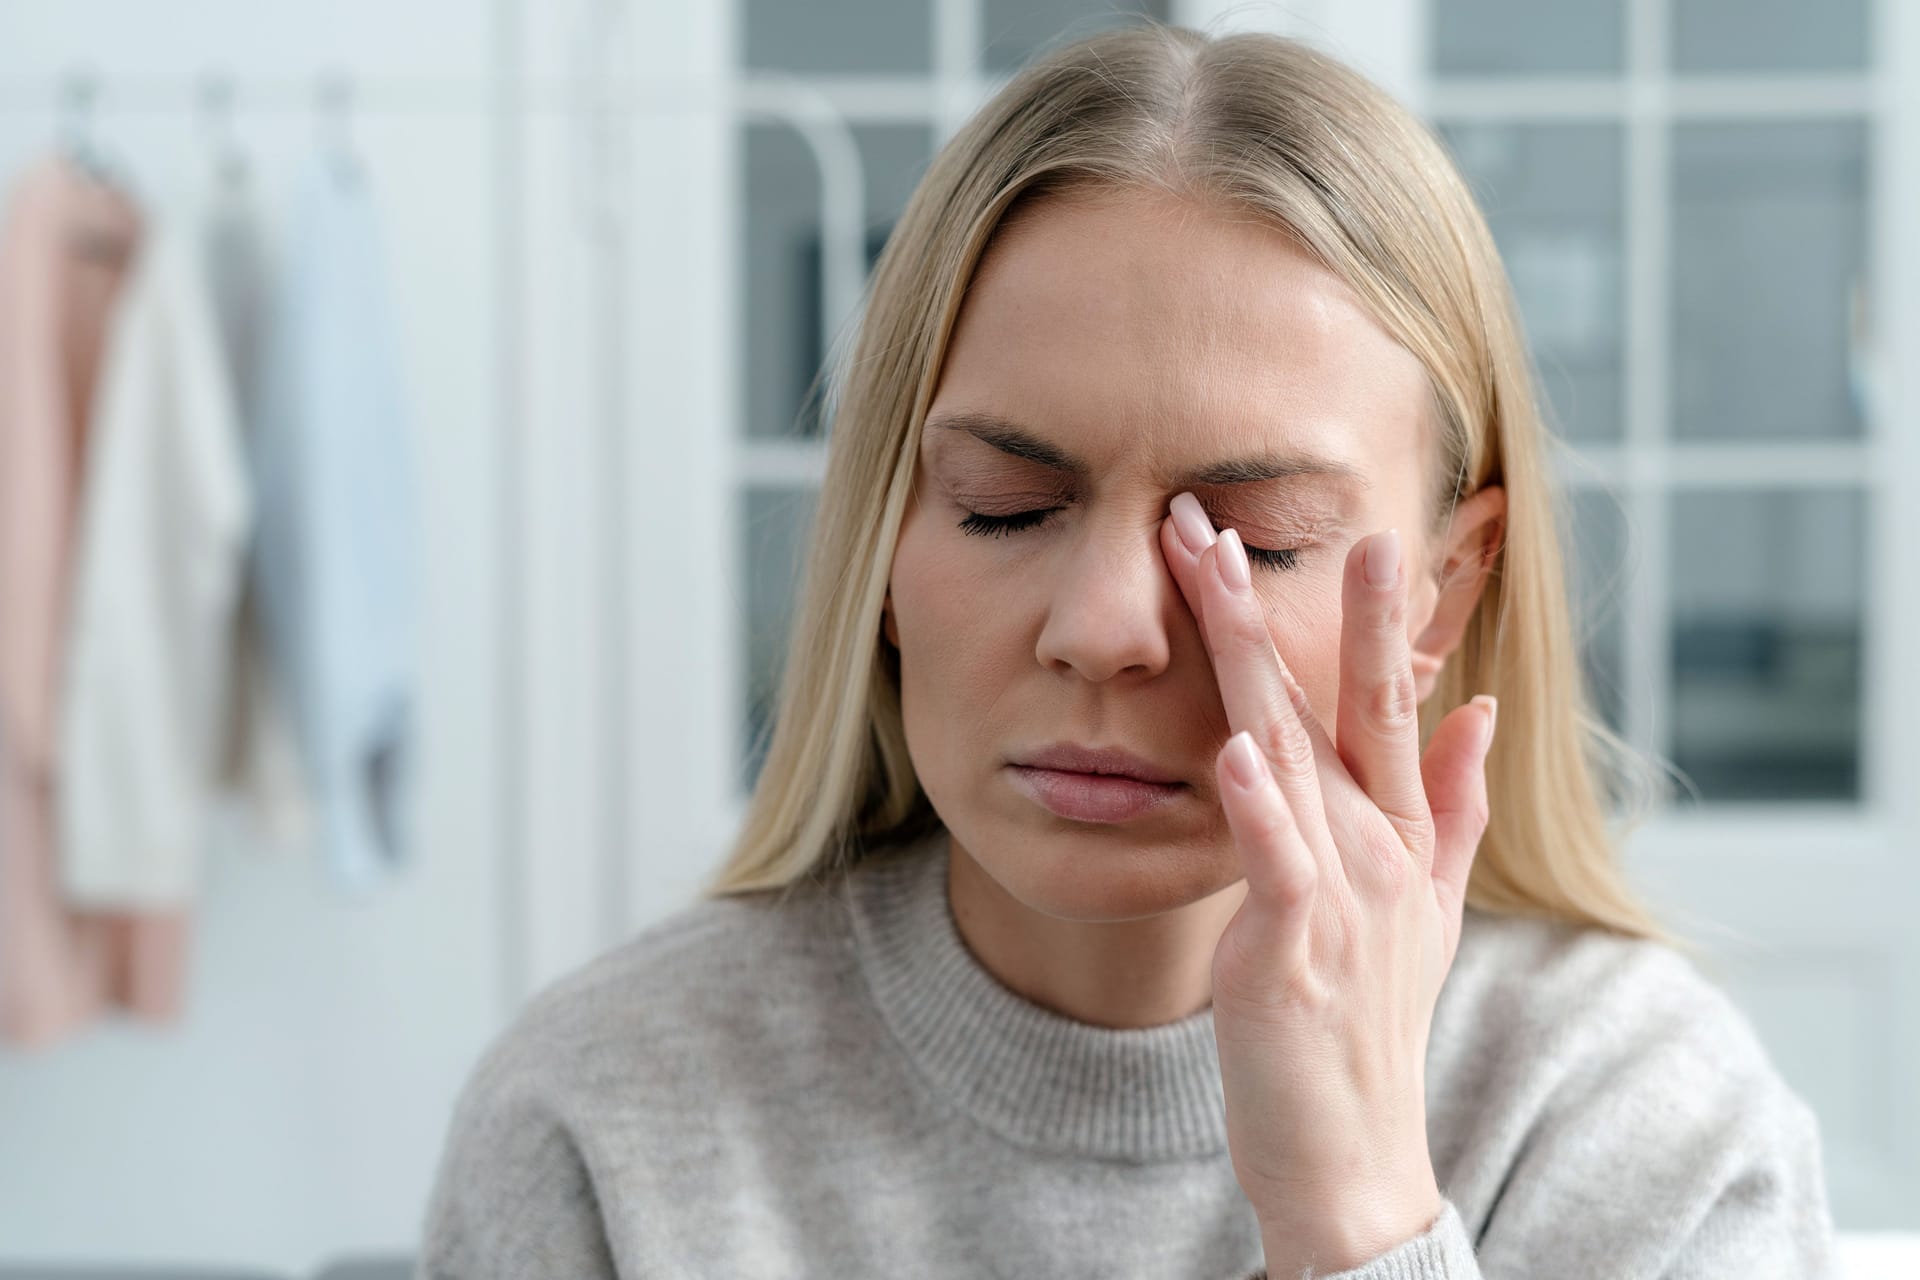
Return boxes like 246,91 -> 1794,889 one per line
0,2 -> 510,1270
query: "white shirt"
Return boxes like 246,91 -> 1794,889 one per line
57,200 -> 251,906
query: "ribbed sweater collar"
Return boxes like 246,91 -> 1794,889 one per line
843,827 -> 1230,1163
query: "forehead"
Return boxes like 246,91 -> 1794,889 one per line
924,188 -> 1431,487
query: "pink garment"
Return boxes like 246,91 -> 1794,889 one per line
0,155 -> 191,1049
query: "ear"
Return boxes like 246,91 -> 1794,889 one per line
1410,484 -> 1506,704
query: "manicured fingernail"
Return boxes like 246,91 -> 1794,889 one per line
1169,492 -> 1216,555
1218,528 -> 1251,592
1223,731 -> 1266,790
1365,528 -> 1401,590
1470,694 -> 1498,751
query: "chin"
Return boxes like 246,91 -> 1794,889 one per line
968,813 -> 1237,923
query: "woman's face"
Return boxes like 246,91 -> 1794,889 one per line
885,186 -> 1472,921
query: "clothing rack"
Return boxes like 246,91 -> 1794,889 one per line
0,64 -> 534,1022
0,60 -> 873,1019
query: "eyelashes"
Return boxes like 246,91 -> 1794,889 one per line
956,508 -> 1055,538
956,507 -> 1302,571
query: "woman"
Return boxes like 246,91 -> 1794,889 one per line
418,23 -> 1834,1278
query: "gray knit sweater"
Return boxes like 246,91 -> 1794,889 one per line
416,827 -> 1837,1278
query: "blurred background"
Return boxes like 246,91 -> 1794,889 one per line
0,0 -> 1914,1274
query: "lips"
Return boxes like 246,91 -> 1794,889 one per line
1006,765 -> 1186,823
1010,742 -> 1183,785
1005,742 -> 1188,824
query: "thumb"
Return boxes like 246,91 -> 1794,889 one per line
1421,695 -> 1496,926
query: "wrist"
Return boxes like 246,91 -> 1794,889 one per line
1257,1177 -> 1444,1277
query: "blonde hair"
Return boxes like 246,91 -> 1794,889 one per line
703,22 -> 1678,947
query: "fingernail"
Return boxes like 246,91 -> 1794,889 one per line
1223,731 -> 1266,790
1218,528 -> 1251,592
1170,492 -> 1216,555
1471,694 -> 1498,752
1365,528 -> 1401,590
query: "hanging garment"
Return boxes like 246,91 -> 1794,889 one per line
0,155 -> 190,1049
251,154 -> 418,895
56,206 -> 251,909
201,171 -> 314,853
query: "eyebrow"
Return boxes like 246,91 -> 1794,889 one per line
925,411 -> 1371,491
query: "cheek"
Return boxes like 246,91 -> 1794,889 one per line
887,513 -> 1044,821
888,513 -> 1024,724
889,511 -> 963,646
1253,584 -> 1344,731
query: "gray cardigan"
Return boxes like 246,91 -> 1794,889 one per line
416,828 -> 1836,1278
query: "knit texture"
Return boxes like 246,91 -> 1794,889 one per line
417,827 -> 1836,1278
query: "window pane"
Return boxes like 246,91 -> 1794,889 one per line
742,122 -> 935,440
1671,120 -> 1869,441
744,0 -> 930,73
740,485 -> 820,794
1672,0 -> 1870,73
1442,122 -> 1625,443
1668,489 -> 1863,802
982,0 -> 1168,75
1432,0 -> 1625,75
1566,487 -> 1630,741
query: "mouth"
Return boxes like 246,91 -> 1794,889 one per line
1005,765 -> 1187,824
1009,743 -> 1184,785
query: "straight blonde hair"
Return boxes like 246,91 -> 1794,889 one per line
703,22 -> 1678,948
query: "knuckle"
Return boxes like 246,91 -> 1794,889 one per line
1366,590 -> 1407,637
1366,828 -> 1411,889
1260,717 -> 1317,777
1223,606 -> 1272,655
1366,666 -> 1420,731
1273,855 -> 1317,910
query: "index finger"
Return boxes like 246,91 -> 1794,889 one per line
1164,494 -> 1343,777
1193,528 -> 1344,862
1160,495 -> 1217,654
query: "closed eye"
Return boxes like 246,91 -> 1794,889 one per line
956,508 -> 1301,570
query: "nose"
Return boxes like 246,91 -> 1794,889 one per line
1033,517 -> 1178,682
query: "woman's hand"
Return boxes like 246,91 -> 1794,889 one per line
1160,492 -> 1498,1276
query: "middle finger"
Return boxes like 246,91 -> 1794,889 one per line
1336,529 -> 1435,861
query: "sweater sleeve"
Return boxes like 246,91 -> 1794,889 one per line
1467,945 -> 1836,1279
415,1058 -> 621,1279
1264,944 -> 1838,1279
1246,1198 -> 1479,1279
